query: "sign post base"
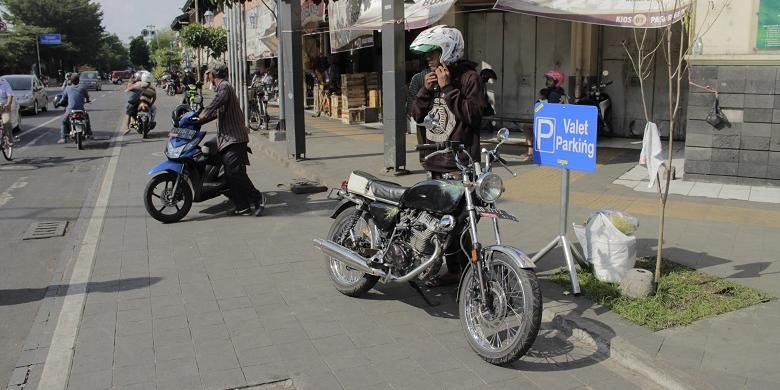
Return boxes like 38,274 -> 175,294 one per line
530,169 -> 584,295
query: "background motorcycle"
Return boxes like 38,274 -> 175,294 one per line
313,129 -> 542,365
576,70 -> 613,137
185,83 -> 203,111
143,107 -> 264,223
68,109 -> 89,150
131,102 -> 156,139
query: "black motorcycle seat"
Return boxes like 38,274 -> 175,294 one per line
353,171 -> 407,203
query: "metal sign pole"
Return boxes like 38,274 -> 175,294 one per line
530,168 -> 582,295
36,37 -> 41,78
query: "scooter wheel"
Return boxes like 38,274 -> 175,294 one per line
144,172 -> 193,223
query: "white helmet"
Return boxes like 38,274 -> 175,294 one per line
410,25 -> 464,66
140,71 -> 153,84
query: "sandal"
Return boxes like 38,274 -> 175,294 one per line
425,272 -> 461,288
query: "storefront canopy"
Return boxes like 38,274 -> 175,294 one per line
247,0 -> 324,60
493,0 -> 691,28
329,0 -> 457,53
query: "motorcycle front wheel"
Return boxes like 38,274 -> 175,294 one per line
459,253 -> 542,365
325,208 -> 380,297
144,172 -> 193,223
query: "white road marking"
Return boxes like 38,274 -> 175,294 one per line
17,131 -> 50,152
19,116 -> 60,142
36,118 -> 124,390
0,176 -> 28,207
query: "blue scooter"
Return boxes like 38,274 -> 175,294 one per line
143,106 -> 264,223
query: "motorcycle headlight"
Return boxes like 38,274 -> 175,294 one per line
475,172 -> 504,203
165,142 -> 186,159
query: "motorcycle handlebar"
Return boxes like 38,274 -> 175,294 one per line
415,143 -> 444,152
415,142 -> 464,152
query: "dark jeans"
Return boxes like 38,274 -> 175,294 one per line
220,142 -> 258,210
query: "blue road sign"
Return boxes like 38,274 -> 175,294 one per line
39,33 -> 61,45
533,102 -> 598,173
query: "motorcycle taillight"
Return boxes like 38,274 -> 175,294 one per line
72,113 -> 83,120
341,180 -> 348,190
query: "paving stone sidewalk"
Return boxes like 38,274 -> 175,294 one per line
247,112 -> 780,390
10,95 -> 664,390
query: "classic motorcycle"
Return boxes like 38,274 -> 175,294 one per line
143,106 -> 264,223
313,129 -> 542,365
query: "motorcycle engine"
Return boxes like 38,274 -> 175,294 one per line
411,212 -> 443,256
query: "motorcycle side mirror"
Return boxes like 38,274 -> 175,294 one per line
497,128 -> 510,144
602,70 -> 610,77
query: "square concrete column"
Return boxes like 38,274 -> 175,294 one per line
382,0 -> 407,173
279,0 -> 306,159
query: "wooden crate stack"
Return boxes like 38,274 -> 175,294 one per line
366,72 -> 381,109
340,74 -> 367,125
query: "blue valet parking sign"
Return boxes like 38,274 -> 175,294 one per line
533,103 -> 598,173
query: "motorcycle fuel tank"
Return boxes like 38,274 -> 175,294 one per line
401,180 -> 465,214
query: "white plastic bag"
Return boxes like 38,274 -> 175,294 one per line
574,211 -> 637,283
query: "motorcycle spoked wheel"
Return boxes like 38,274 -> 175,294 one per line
325,208 -> 380,297
459,252 -> 542,365
144,172 -> 193,223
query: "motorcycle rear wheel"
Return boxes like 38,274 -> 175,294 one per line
459,253 -> 542,365
144,172 -> 193,223
75,131 -> 83,150
326,208 -> 379,297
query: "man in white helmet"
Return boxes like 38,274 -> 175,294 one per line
410,25 -> 484,175
409,25 -> 484,288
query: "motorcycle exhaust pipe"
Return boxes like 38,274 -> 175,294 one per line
313,239 -> 386,277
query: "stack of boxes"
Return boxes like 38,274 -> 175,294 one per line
340,73 -> 367,125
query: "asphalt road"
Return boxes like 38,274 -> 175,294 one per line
0,83 -> 126,386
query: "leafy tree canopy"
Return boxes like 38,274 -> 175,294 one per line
129,36 -> 151,69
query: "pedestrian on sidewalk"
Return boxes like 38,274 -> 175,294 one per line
409,25 -> 484,288
314,56 -> 341,118
197,63 -> 263,216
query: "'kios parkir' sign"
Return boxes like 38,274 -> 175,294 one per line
533,103 -> 598,173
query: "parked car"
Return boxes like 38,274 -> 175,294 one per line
111,70 -> 132,84
0,75 -> 48,115
80,71 -> 102,91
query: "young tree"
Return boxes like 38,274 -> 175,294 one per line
207,27 -> 227,59
623,0 -> 730,285
129,36 -> 151,69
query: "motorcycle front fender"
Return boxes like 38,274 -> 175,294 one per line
484,245 -> 536,269
456,245 -> 536,303
148,160 -> 183,175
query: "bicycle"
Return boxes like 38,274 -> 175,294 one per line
248,82 -> 272,131
1,126 -> 13,161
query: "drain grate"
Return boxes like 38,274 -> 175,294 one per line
22,221 -> 68,240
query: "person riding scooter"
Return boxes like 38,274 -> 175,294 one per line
58,73 -> 92,144
123,71 -> 157,135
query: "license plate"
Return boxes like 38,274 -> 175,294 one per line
169,127 -> 197,140
476,207 -> 518,222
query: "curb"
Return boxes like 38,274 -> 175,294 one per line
248,131 -> 700,390
542,309 -> 704,390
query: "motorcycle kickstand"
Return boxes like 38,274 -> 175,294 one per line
408,281 -> 439,307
